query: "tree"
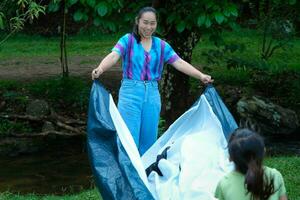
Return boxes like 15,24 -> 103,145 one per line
47,0 -> 128,77
152,1 -> 239,125
47,0 -> 238,124
257,0 -> 297,60
236,0 -> 298,60
0,0 -> 45,46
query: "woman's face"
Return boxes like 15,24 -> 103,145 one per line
137,11 -> 157,39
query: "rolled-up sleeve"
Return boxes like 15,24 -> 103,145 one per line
112,34 -> 128,56
164,41 -> 180,64
214,181 -> 225,200
275,170 -> 287,196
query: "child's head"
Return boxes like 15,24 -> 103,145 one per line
228,128 -> 274,200
228,128 -> 265,174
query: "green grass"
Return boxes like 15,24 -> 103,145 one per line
26,76 -> 90,111
0,76 -> 91,112
1,29 -> 300,72
0,119 -> 32,136
0,156 -> 299,199
265,156 -> 300,200
0,33 -> 122,58
0,189 -> 102,200
192,29 -> 300,71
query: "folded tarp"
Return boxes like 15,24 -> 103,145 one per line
87,80 -> 238,200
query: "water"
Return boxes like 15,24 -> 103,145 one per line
0,138 -> 93,195
265,133 -> 300,156
0,134 -> 299,196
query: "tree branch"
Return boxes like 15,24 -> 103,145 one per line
11,131 -> 85,137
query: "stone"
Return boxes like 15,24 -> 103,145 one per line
42,121 -> 55,132
237,96 -> 299,135
26,99 -> 50,117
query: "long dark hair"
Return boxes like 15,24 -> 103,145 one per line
228,128 -> 275,200
132,7 -> 157,43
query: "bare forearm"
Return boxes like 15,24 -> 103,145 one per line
97,51 -> 120,72
92,51 -> 120,80
171,58 -> 213,84
279,195 -> 288,200
172,58 -> 204,80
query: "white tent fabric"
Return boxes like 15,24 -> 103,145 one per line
109,95 -> 151,189
109,92 -> 233,199
143,95 -> 234,200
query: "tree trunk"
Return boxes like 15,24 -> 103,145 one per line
161,28 -> 201,126
152,1 -> 202,126
60,0 -> 68,77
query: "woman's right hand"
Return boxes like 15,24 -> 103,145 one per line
91,67 -> 103,80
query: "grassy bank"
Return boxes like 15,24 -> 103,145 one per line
0,33 -> 120,59
0,156 -> 299,200
1,29 -> 300,71
192,29 -> 300,71
0,189 -> 102,200
265,156 -> 300,200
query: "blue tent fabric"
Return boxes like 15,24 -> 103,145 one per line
204,84 -> 238,140
87,80 -> 154,200
87,80 -> 238,199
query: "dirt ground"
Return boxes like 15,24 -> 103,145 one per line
0,56 -> 122,83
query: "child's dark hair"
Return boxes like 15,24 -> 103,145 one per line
132,7 -> 157,43
228,128 -> 275,200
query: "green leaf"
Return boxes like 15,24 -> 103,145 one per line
205,17 -> 212,28
167,13 -> 176,24
289,0 -> 296,5
229,22 -> 240,31
82,14 -> 89,22
117,0 -> 123,7
73,10 -> 83,21
206,2 -> 214,9
47,1 -> 60,12
223,9 -> 230,17
97,2 -> 108,17
93,18 -> 102,26
228,4 -> 238,17
214,12 -> 224,24
197,15 -> 206,26
108,22 -> 116,32
87,0 -> 96,7
68,0 -> 78,6
176,21 -> 186,33
0,16 -> 4,29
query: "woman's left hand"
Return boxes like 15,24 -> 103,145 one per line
200,74 -> 214,84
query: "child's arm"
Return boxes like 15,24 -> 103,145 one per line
279,195 -> 288,200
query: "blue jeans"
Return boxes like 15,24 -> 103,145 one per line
118,79 -> 161,155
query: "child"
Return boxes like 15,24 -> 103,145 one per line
215,128 -> 288,200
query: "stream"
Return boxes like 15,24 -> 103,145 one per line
0,133 -> 299,195
0,138 -> 93,195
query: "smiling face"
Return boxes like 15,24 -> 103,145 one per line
137,11 -> 157,39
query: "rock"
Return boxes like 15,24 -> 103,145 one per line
0,101 -> 5,111
42,121 -> 55,132
26,99 -> 50,117
237,96 -> 299,135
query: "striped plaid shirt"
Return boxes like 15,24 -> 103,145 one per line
112,33 -> 180,81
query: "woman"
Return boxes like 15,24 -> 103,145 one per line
91,7 -> 213,155
215,128 -> 288,200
